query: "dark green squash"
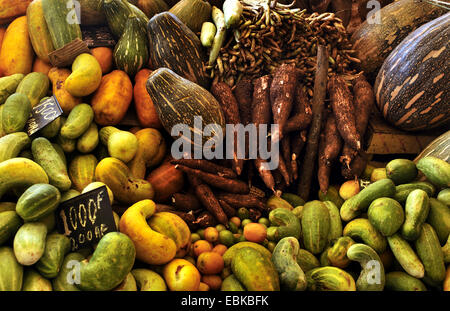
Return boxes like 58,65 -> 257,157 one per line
102,0 -> 149,38
351,0 -> 446,77
147,12 -> 210,89
146,68 -> 225,148
113,14 -> 149,77
374,12 -> 449,132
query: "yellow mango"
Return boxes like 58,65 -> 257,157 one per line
163,258 -> 201,291
0,16 -> 34,76
119,200 -> 177,265
64,53 -> 102,97
48,67 -> 83,115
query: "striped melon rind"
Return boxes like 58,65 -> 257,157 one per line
374,12 -> 450,131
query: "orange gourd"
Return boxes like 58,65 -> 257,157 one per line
0,16 -> 34,76
32,58 -> 52,75
91,47 -> 113,74
134,69 -> 162,129
91,70 -> 133,126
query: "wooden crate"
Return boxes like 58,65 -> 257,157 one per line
364,111 -> 443,155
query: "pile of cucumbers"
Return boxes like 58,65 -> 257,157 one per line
262,156 -> 449,291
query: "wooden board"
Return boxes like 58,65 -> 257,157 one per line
364,110 -> 443,155
48,38 -> 90,68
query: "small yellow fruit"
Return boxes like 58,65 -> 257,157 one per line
339,180 -> 360,200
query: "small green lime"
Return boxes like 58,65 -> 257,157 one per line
267,241 -> 277,252
241,218 -> 252,227
258,217 -> 270,227
228,221 -> 238,233
219,230 -> 234,247
191,233 -> 201,243
215,224 -> 226,232
237,207 -> 250,220
266,226 -> 277,241
196,229 -> 205,239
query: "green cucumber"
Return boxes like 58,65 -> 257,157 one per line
437,188 -> 450,206
426,198 -> 450,244
387,234 -> 424,279
0,211 -> 23,245
385,159 -> 417,185
60,103 -> 94,140
416,156 -> 450,188
394,181 -> 436,204
13,222 -> 48,266
301,200 -> 330,255
368,197 -> 404,237
414,223 -> 446,283
16,183 -> 61,222
22,269 -> 52,291
31,137 -> 72,191
0,132 -> 31,163
340,179 -> 396,222
347,243 -> 385,291
1,93 -> 32,134
385,271 -> 427,291
0,246 -> 23,291
36,232 -> 71,279
401,189 -> 430,241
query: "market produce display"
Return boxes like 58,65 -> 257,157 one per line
0,0 -> 449,292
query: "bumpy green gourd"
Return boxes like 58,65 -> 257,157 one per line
221,274 -> 246,291
437,188 -> 450,206
271,237 -> 306,291
76,232 -> 136,291
296,249 -> 320,273
323,201 -> 342,242
52,252 -> 85,291
326,236 -> 356,269
301,200 -> 330,255
22,269 -> 52,291
36,233 -> 71,279
306,266 -> 356,291
416,156 -> 450,188
343,218 -> 387,254
347,243 -> 385,291
0,132 -> 31,163
231,246 -> 280,291
267,208 -> 301,242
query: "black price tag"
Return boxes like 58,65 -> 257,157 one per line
26,96 -> 63,137
56,186 -> 117,251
